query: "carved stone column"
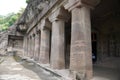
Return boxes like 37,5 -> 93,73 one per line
28,36 -> 31,57
23,36 -> 26,56
71,7 -> 92,79
38,32 -> 41,60
34,30 -> 40,61
26,37 -> 29,56
30,35 -> 34,58
49,8 -> 69,69
25,36 -> 27,56
31,35 -> 33,58
27,37 -> 29,56
39,19 -> 51,64
33,34 -> 35,58
65,0 -> 99,79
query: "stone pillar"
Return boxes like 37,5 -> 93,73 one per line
65,0 -> 99,79
25,37 -> 27,56
27,36 -> 29,56
31,36 -> 33,58
51,20 -> 65,69
34,31 -> 40,60
23,36 -> 26,56
34,34 -> 36,58
32,34 -> 35,58
25,36 -> 27,56
71,7 -> 92,79
27,36 -> 30,57
30,36 -> 33,57
39,19 -> 51,64
26,37 -> 29,56
39,30 -> 50,63
49,8 -> 69,69
38,32 -> 41,59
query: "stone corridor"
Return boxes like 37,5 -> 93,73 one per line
0,54 -> 119,80
0,54 -> 61,80
0,0 -> 120,80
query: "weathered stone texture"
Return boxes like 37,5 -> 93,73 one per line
34,33 -> 40,60
69,7 -> 93,79
39,29 -> 50,64
50,20 -> 65,69
13,0 -> 120,80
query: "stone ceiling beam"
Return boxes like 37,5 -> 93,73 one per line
65,0 -> 100,11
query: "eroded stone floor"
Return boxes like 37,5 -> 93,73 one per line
0,55 -> 120,80
0,55 -> 60,80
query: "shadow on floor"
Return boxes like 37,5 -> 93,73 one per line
13,55 -> 61,80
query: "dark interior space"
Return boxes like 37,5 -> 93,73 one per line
65,18 -> 71,69
92,32 -> 97,63
91,0 -> 120,60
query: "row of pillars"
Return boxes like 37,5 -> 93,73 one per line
24,28 -> 50,63
23,0 -> 96,79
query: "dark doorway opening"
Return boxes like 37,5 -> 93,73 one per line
65,18 -> 71,69
92,32 -> 97,63
49,31 -> 51,64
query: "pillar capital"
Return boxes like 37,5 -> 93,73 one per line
65,0 -> 100,11
40,19 -> 51,30
49,7 -> 70,22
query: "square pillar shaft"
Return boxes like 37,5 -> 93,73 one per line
39,30 -> 50,64
34,33 -> 40,60
50,20 -> 65,69
32,35 -> 35,58
26,37 -> 29,56
25,37 -> 27,56
70,7 -> 93,79
38,33 -> 41,60
31,36 -> 34,58
23,37 -> 26,56
49,7 -> 69,69
28,37 -> 31,57
30,37 -> 33,57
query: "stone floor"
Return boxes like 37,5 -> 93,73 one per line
0,55 -> 61,80
92,57 -> 120,80
0,54 -> 120,80
92,66 -> 120,80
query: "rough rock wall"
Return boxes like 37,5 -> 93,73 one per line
0,24 -> 20,55
17,0 -> 60,33
0,31 -> 8,48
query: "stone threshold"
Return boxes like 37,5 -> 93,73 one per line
20,56 -> 72,80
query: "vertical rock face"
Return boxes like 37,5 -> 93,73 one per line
24,0 -> 43,22
0,25 -> 17,54
0,31 -> 8,54
17,0 -> 56,29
